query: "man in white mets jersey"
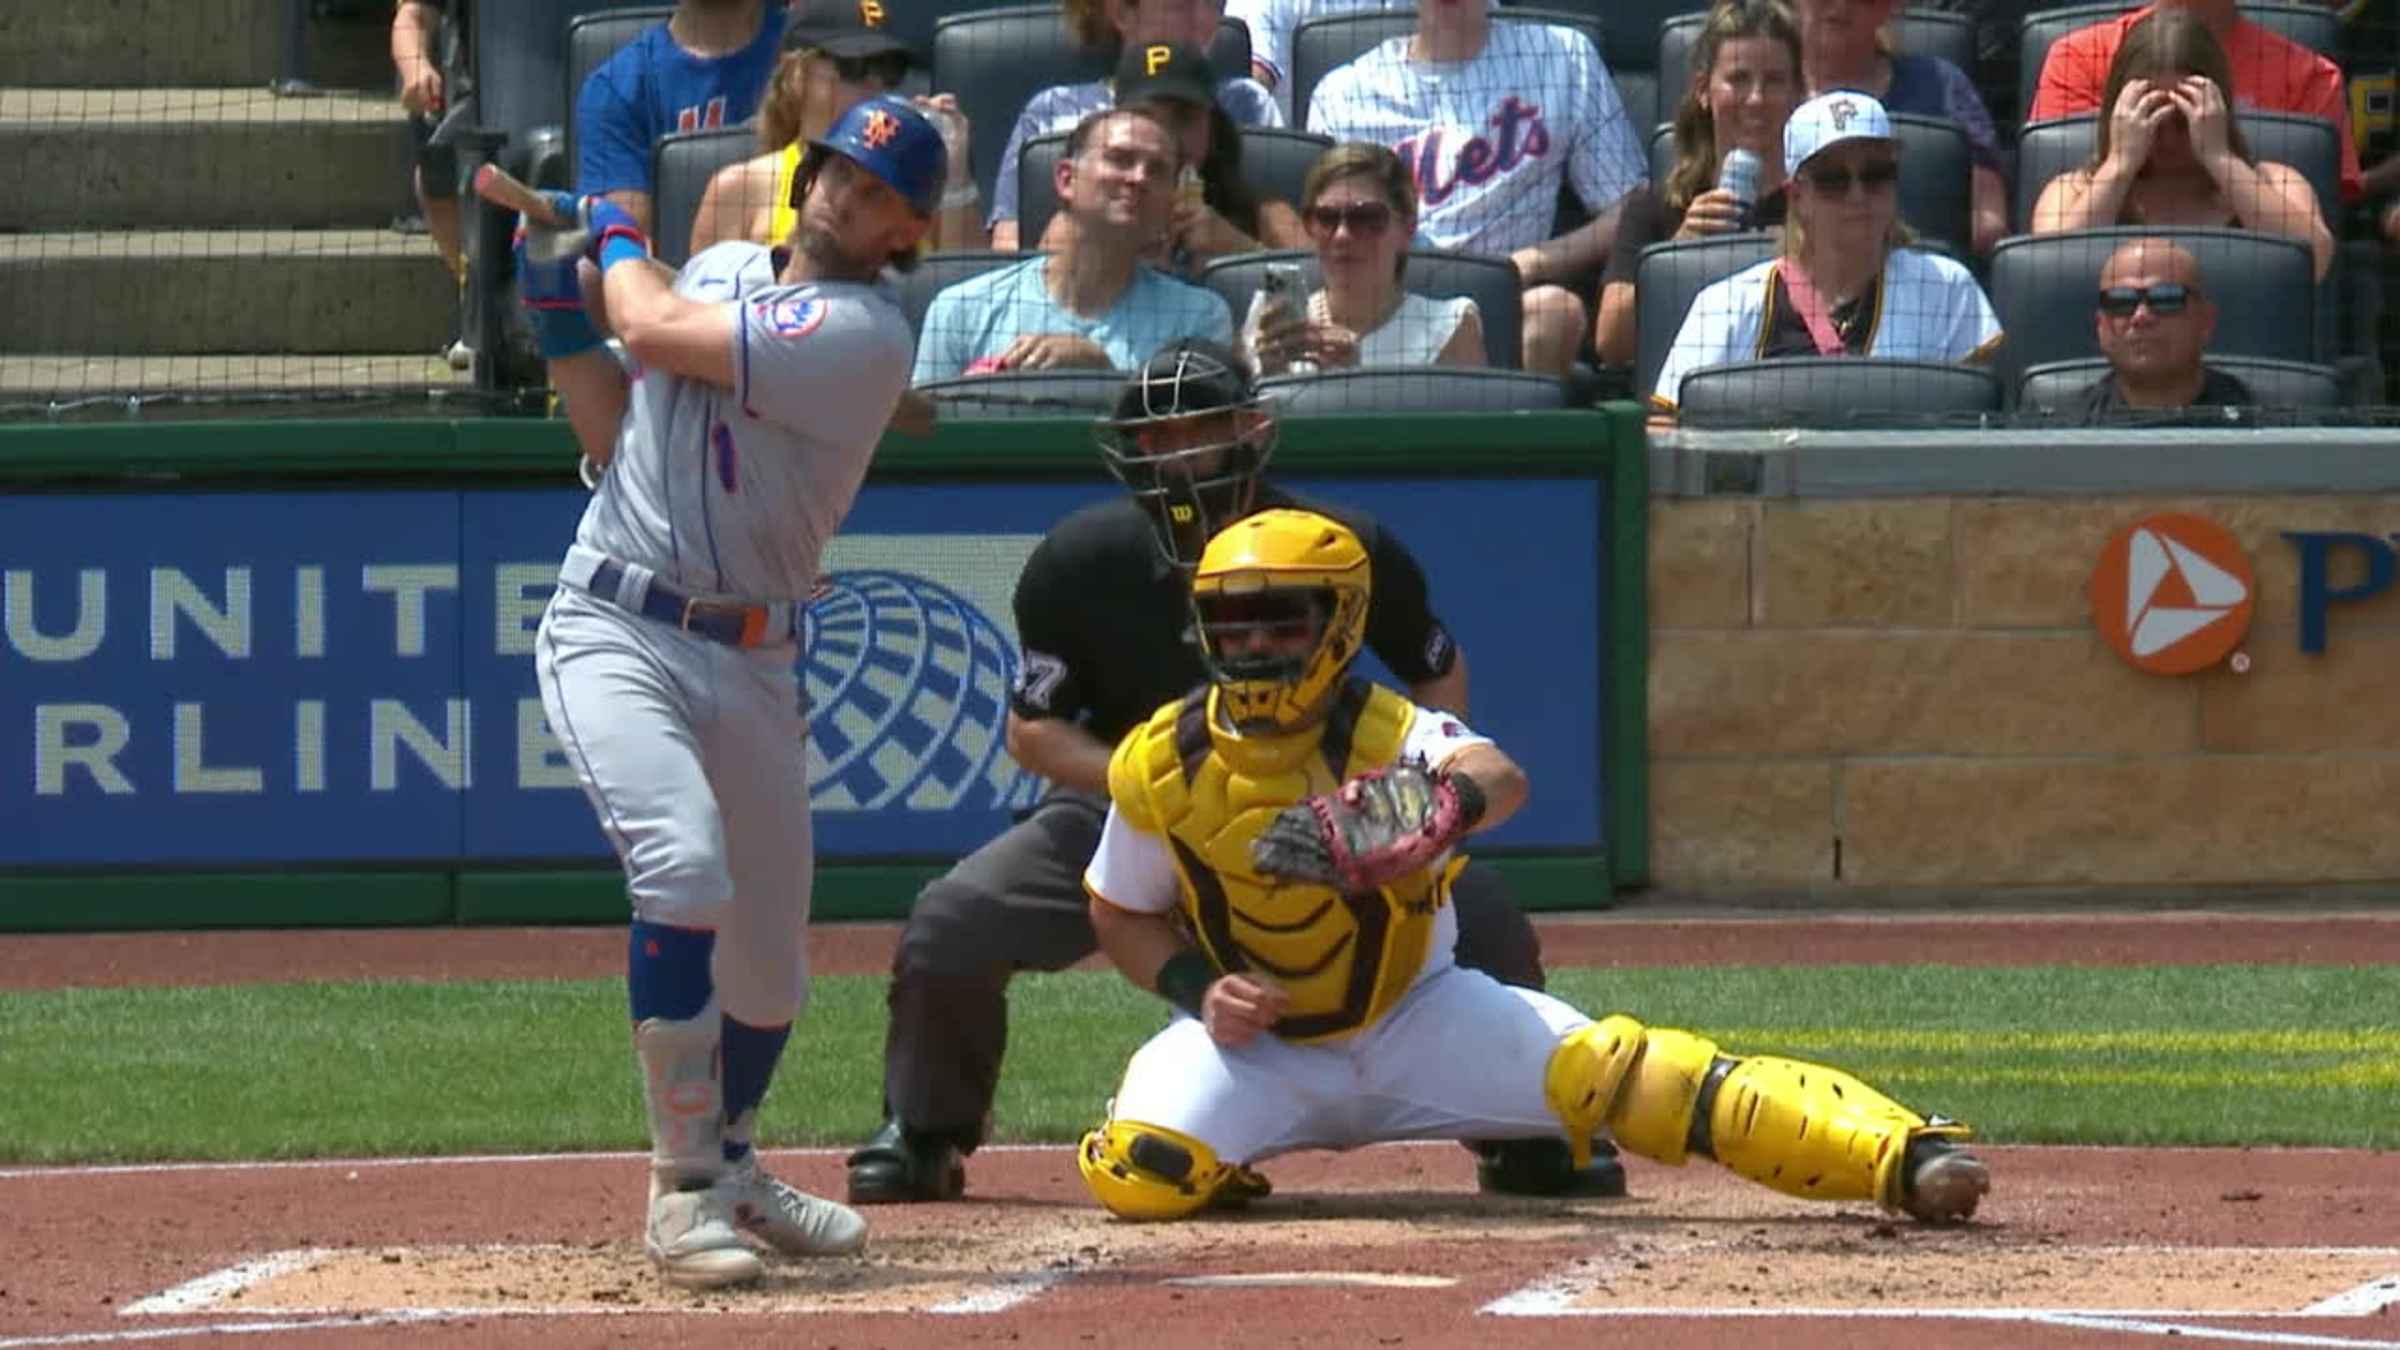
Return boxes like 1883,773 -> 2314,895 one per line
517,94 -> 947,1290
1304,0 -> 1645,375
1074,509 -> 1993,1226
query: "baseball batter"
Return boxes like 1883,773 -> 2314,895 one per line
520,95 -> 948,1289
1076,509 -> 1993,1224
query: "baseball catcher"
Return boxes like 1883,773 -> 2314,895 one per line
1076,508 -> 1991,1223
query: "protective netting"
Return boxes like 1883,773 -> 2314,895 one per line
2,0 -> 2395,428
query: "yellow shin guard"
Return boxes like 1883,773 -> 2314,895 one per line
1544,1015 -> 1974,1212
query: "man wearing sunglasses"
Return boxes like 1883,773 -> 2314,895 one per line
577,0 -> 790,239
846,338 -> 1622,1207
2076,236 -> 2253,421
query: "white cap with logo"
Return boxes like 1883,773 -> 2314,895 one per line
1783,90 -> 1896,177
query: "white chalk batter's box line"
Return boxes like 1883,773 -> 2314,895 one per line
117,1244 -> 1066,1321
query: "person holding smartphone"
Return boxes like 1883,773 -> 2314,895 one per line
1245,142 -> 1488,375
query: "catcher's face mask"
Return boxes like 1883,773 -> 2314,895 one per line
1188,509 -> 1372,737
1096,352 -> 1278,570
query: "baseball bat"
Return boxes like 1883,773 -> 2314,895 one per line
472,163 -> 571,229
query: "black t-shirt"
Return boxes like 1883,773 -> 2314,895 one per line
1006,486 -> 1456,745
1602,182 -> 1790,288
2072,366 -> 2256,424
1759,267 -> 1881,358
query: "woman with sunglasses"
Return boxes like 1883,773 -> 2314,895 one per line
689,5 -> 982,256
1792,0 -> 2006,254
1595,0 -> 1802,367
1246,143 -> 1486,374
1650,91 -> 2000,417
2029,8 -> 2332,281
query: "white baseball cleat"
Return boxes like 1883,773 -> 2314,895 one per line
646,1181 -> 768,1289
1900,1139 -> 1991,1223
724,1154 -> 870,1258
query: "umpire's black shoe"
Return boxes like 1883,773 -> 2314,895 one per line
845,1118 -> 966,1205
1476,1136 -> 1628,1199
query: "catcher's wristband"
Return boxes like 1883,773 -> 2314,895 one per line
1153,949 -> 1214,1019
1445,769 -> 1489,832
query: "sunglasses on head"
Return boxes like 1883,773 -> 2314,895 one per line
2097,283 -> 2196,317
1303,201 -> 1395,237
832,52 -> 911,86
1803,160 -> 1899,195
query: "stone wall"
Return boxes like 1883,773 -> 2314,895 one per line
1647,494 -> 2400,890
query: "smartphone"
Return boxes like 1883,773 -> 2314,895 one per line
1260,262 -> 1304,310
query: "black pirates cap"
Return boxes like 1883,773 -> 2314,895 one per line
1115,40 -> 1217,107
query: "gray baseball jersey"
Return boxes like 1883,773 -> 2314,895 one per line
575,240 -> 915,606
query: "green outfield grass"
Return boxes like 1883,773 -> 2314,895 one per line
1,964 -> 2392,1164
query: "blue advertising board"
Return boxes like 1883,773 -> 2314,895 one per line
1,477 -> 1605,867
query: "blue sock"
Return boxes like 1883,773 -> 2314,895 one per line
720,1016 -> 792,1162
627,921 -> 716,1022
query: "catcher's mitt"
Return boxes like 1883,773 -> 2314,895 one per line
1251,762 -> 1471,891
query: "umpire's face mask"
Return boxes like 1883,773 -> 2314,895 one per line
1097,408 -> 1277,571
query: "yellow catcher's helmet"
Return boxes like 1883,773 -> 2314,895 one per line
1190,508 -> 1370,735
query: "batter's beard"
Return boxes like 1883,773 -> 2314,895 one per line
795,222 -> 885,283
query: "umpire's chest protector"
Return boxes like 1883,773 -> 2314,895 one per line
1108,680 -> 1455,1043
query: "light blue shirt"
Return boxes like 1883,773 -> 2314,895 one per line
911,256 -> 1235,384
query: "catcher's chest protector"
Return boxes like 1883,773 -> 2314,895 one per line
1108,681 -> 1450,1042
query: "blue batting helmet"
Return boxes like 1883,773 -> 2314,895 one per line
800,95 -> 948,218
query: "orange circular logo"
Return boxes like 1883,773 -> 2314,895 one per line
2088,513 -> 2254,675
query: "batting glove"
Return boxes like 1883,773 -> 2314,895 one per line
513,220 -> 602,361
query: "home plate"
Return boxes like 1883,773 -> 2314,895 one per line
1163,1272 -> 1457,1290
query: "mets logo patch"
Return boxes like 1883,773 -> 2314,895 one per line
757,297 -> 826,338
861,107 -> 902,149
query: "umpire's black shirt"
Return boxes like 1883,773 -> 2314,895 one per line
1006,486 -> 1459,746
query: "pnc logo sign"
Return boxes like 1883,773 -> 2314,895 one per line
2088,514 -> 2255,675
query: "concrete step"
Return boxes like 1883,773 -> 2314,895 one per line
0,90 -> 415,231
1,354 -> 473,420
0,1 -> 393,91
0,230 -> 458,355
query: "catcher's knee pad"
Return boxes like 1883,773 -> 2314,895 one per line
1077,1120 -> 1244,1221
1547,1015 -> 1723,1168
1698,1055 -> 1972,1210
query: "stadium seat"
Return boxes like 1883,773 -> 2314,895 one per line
897,249 -> 1032,335
1289,8 -> 1604,131
565,7 -> 675,172
2016,355 -> 2343,413
1199,248 -> 1527,369
652,126 -> 759,267
1016,126 -> 1333,251
1659,8 -> 1977,122
1643,113 -> 1972,253
932,6 -> 1252,206
2011,111 -> 2342,229
1258,368 -> 1570,412
1673,357 -> 2001,426
1983,227 -> 2315,383
914,369 -> 1131,416
2016,2 -> 2339,121
1631,232 -> 1778,400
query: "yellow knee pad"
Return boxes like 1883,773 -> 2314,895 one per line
1544,1015 -> 1721,1168
1077,1119 -> 1243,1221
1699,1055 -> 1969,1210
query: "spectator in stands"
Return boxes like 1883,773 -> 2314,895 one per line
1594,0 -> 1802,367
1792,0 -> 2007,253
1247,141 -> 1487,374
913,108 -> 1235,381
1092,43 -> 1307,270
2029,10 -> 2334,280
392,0 -> 464,279
1229,0 -> 1493,123
2029,0 -> 2360,202
989,0 -> 1283,249
1649,92 -> 2001,416
2068,236 -> 2255,419
577,0 -> 791,237
1305,0 -> 1647,377
689,1 -> 984,253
